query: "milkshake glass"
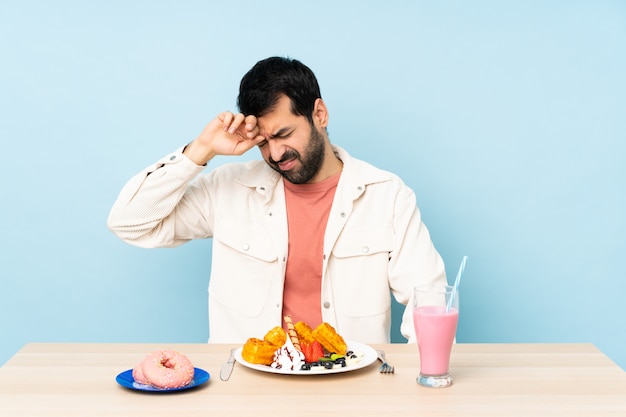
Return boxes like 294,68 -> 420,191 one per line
412,285 -> 459,388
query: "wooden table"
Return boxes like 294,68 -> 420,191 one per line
1,343 -> 624,416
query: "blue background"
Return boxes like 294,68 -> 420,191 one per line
1,1 -> 625,369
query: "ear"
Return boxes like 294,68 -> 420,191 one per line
313,98 -> 329,128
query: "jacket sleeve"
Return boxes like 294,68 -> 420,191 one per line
389,184 -> 447,343
106,148 -> 211,248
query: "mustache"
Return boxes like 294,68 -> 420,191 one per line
269,150 -> 300,165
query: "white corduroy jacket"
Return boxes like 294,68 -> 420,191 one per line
108,146 -> 446,344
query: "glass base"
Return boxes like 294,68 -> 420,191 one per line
417,373 -> 453,388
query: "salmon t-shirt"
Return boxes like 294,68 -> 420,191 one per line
282,172 -> 341,328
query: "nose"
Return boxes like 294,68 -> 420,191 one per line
266,139 -> 285,163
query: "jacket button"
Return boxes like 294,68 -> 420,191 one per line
169,155 -> 176,161
242,243 -> 250,251
361,246 -> 369,253
323,301 -> 331,309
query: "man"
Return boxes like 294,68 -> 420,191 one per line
107,56 -> 446,344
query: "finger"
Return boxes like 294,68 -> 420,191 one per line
245,124 -> 260,139
227,113 -> 246,135
243,115 -> 262,139
232,133 -> 266,155
219,111 -> 234,131
252,134 -> 266,145
244,114 -> 258,129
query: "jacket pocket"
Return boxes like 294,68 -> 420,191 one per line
329,227 -> 394,317
209,227 -> 279,317
332,227 -> 394,259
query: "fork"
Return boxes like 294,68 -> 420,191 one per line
376,350 -> 394,374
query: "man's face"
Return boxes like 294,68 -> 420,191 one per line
256,96 -> 326,184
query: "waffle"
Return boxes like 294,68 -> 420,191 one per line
312,322 -> 347,355
294,321 -> 316,345
241,326 -> 287,365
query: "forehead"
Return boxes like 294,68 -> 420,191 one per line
257,95 -> 306,136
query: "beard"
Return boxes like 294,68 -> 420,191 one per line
267,125 -> 326,184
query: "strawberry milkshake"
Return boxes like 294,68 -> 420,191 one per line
413,285 -> 459,388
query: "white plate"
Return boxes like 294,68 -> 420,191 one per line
234,341 -> 377,375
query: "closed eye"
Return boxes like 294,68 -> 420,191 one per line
269,128 -> 294,140
258,127 -> 294,148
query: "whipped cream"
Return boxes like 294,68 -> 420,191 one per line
270,336 -> 305,371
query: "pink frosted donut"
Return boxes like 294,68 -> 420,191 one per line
132,362 -> 150,385
140,350 -> 195,389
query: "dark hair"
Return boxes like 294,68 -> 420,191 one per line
237,57 -> 322,123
